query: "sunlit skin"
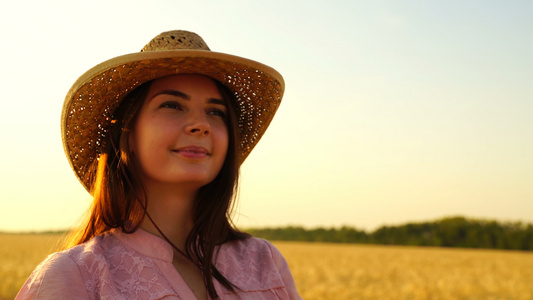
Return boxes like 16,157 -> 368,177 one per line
131,74 -> 229,192
129,74 -> 229,300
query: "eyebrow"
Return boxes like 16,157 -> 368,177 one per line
151,89 -> 226,106
151,89 -> 190,100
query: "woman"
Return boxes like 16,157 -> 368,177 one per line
17,30 -> 300,300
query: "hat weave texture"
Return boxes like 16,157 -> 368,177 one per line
62,30 -> 284,191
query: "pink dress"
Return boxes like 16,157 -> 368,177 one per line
16,228 -> 301,299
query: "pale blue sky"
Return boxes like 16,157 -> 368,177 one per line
1,0 -> 532,231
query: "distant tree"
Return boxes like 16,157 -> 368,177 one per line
246,216 -> 533,251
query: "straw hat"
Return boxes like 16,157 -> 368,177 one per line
61,30 -> 284,191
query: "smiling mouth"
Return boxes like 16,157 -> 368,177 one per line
172,146 -> 210,158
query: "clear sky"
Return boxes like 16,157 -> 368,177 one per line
1,0 -> 532,232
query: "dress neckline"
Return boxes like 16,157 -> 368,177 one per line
110,227 -> 175,262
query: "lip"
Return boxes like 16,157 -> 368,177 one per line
172,146 -> 210,159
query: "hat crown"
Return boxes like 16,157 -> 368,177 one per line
141,30 -> 211,52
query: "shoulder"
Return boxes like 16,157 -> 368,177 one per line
16,231 -> 119,300
218,236 -> 292,274
216,237 -> 284,275
16,251 -> 91,299
216,237 -> 302,298
62,231 -> 116,265
221,236 -> 281,260
215,237 -> 302,299
26,250 -> 83,278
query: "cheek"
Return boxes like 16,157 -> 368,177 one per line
217,126 -> 230,157
132,114 -> 168,147
130,116 -> 161,162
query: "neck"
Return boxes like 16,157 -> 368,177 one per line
139,181 -> 199,251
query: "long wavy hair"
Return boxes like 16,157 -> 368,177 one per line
65,76 -> 249,299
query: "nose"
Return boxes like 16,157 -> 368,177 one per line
184,113 -> 210,136
188,127 -> 209,135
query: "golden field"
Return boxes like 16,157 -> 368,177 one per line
276,242 -> 533,300
0,233 -> 64,300
1,234 -> 532,300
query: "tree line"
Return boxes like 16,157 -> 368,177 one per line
246,216 -> 533,251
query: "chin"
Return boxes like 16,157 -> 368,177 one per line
173,172 -> 218,187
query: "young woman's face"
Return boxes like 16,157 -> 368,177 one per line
130,74 -> 229,190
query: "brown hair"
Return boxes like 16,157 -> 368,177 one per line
65,77 -> 249,299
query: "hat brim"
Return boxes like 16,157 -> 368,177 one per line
62,50 -> 284,191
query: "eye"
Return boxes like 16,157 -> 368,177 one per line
208,108 -> 227,118
160,101 -> 183,110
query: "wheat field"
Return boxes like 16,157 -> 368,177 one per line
1,234 -> 532,300
0,233 -> 64,300
276,242 -> 533,300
